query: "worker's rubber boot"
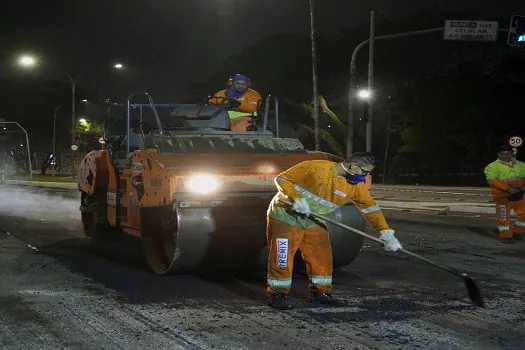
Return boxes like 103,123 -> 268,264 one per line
309,292 -> 343,306
268,293 -> 293,310
500,236 -> 516,244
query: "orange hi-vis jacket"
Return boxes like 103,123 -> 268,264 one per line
213,88 -> 262,113
268,160 -> 391,231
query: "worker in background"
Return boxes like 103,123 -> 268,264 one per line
212,73 -> 262,132
265,152 -> 403,310
484,145 -> 525,243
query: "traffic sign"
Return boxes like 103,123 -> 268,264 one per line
444,20 -> 498,42
508,135 -> 523,148
508,15 -> 525,47
71,145 -> 79,151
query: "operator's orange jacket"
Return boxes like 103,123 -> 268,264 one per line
212,89 -> 262,113
268,160 -> 391,232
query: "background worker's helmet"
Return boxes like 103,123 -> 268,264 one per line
498,144 -> 514,162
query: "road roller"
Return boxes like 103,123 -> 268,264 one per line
77,92 -> 366,274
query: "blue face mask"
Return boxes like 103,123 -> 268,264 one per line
345,173 -> 367,184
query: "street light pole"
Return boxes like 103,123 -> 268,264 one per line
66,72 -> 86,179
308,0 -> 320,151
52,104 -> 66,175
0,121 -> 33,180
66,73 -> 83,149
346,27 -> 445,157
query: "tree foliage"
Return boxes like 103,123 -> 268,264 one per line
186,11 -> 524,184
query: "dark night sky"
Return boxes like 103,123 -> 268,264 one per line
1,0 -> 524,102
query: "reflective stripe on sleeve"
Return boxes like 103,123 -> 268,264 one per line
293,184 -> 339,210
360,205 -> 381,214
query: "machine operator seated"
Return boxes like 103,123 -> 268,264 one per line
119,119 -> 144,152
209,73 -> 262,132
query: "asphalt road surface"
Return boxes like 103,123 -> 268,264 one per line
0,186 -> 524,350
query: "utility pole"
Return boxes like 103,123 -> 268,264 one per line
309,0 -> 320,151
66,73 -> 84,179
366,10 -> 375,153
53,104 -> 66,175
382,111 -> 392,183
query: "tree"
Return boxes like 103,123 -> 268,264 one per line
186,11 -> 524,185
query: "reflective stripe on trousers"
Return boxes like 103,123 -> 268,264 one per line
495,199 -> 525,238
267,278 -> 292,288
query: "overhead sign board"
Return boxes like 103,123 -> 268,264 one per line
444,20 -> 498,42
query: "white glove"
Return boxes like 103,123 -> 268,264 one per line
291,198 -> 311,216
379,230 -> 402,252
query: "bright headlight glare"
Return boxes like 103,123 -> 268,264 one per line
186,174 -> 220,194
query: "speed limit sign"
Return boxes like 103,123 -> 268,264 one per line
508,136 -> 523,148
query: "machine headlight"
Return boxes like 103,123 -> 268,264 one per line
186,174 -> 221,194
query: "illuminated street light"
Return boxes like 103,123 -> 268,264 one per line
79,118 -> 87,124
81,99 -> 88,102
113,63 -> 123,69
18,55 -> 37,67
358,89 -> 371,99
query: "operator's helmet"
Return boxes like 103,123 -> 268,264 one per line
227,74 -> 251,92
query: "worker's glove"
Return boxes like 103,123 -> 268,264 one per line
291,198 -> 311,216
226,99 -> 241,109
507,188 -> 524,202
379,230 -> 403,252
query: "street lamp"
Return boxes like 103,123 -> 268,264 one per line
113,63 -> 123,69
17,55 -> 37,68
358,89 -> 372,100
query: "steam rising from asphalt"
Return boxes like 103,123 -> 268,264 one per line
0,186 -> 80,222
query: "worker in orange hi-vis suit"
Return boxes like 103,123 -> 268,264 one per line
484,144 -> 525,244
211,74 -> 262,132
265,152 -> 403,310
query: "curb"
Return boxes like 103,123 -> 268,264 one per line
376,200 -> 496,215
5,180 -> 78,190
5,180 -> 498,215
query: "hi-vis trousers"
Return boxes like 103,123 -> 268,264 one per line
266,216 -> 333,295
495,198 -> 525,238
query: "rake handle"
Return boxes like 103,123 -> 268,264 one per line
278,199 -> 464,278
